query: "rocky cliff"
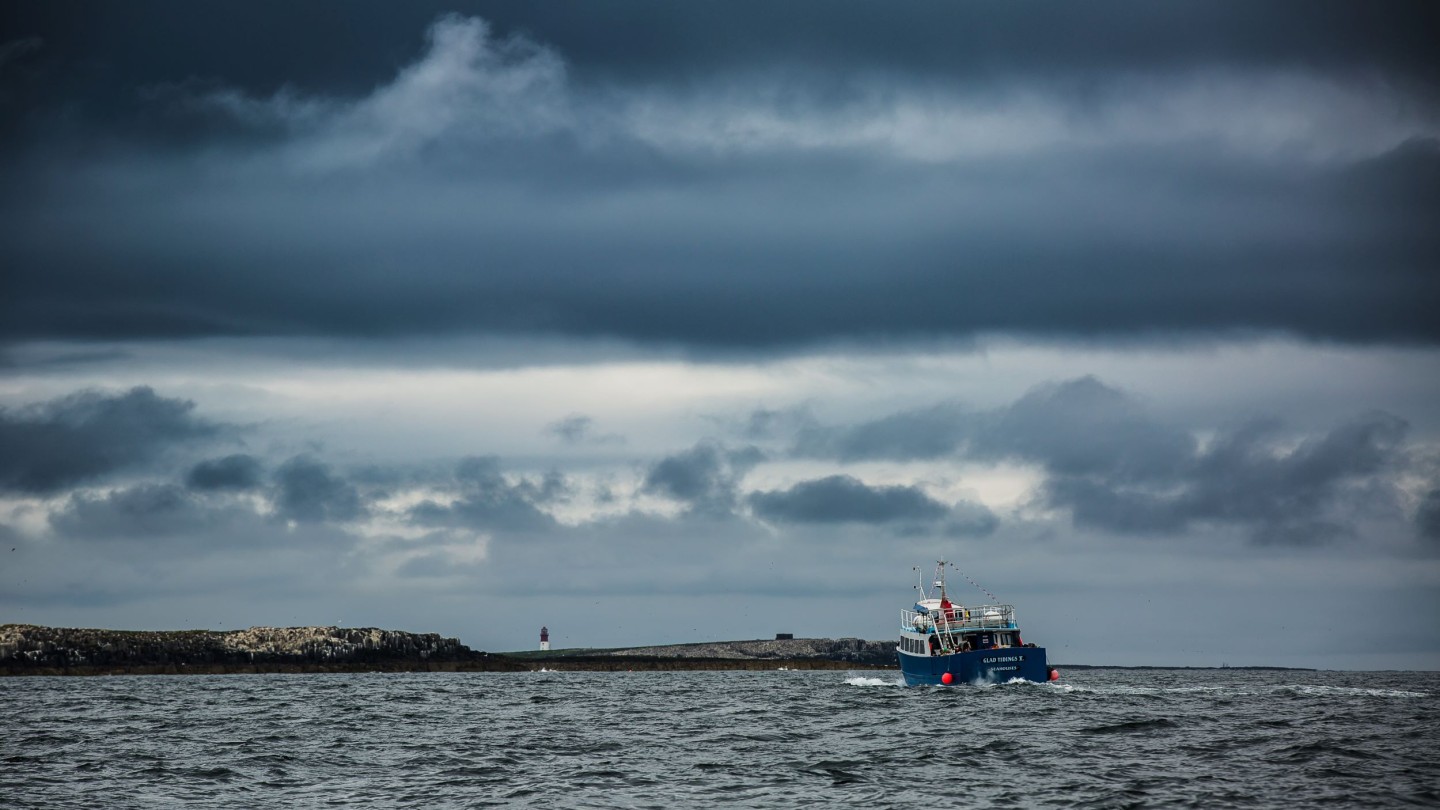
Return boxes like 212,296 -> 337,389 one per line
0,624 -> 516,674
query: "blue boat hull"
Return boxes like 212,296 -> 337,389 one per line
897,646 -> 1049,686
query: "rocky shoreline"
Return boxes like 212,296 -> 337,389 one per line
0,624 -> 895,676
0,623 -> 528,676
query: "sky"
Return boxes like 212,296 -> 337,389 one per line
2,1 -> 1438,669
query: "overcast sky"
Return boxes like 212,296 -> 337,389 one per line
2,1 -> 1438,669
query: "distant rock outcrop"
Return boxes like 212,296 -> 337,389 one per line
0,624 -> 516,674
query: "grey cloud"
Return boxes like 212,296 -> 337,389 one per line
791,376 -> 1193,471
186,454 -> 264,491
408,456 -> 562,533
788,376 -> 1417,545
0,387 -> 224,494
457,456 -> 570,504
794,403 -> 968,461
943,501 -> 1001,538
546,415 -> 593,444
747,475 -> 950,525
975,376 -> 1195,480
644,445 -> 723,502
1190,414 -> 1407,543
227,15 -> 567,171
545,414 -> 623,446
643,443 -> 762,517
1044,412 -> 1410,545
273,456 -> 365,524
47,483 -> 261,543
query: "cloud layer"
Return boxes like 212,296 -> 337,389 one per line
2,7 -> 1437,351
6,376 -> 1433,556
2,369 -> 1436,665
0,387 -> 225,493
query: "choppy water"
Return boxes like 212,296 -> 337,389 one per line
3,668 -> 1437,808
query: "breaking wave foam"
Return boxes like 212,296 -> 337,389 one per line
844,675 -> 904,687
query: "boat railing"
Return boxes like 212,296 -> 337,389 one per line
901,604 -> 1016,634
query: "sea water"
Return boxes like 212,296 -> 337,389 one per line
2,668 -> 1436,808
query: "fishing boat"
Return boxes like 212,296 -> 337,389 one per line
897,560 -> 1057,686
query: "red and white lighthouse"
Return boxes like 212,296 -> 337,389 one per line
540,626 -> 550,651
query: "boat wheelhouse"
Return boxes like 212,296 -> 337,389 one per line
897,560 -> 1056,686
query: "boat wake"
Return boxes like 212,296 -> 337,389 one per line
844,675 -> 905,688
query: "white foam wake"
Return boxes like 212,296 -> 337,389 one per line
844,675 -> 905,687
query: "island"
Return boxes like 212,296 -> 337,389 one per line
0,624 -> 896,676
0,623 -> 526,675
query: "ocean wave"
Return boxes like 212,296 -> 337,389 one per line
3,669 -> 1436,809
1283,684 -> 1428,699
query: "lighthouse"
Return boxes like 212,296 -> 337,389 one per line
540,626 -> 550,651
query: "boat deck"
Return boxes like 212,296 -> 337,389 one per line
901,604 -> 1017,633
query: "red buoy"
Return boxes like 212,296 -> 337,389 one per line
941,672 -> 954,685
1048,668 -> 1060,682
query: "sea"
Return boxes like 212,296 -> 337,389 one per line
3,668 -> 1437,808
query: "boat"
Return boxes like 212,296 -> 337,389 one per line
897,560 -> 1057,686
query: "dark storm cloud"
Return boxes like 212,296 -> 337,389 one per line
47,482 -> 262,543
186,454 -> 264,491
408,456 -> 564,533
0,5 -> 1437,351
980,379 -> 1409,544
5,140 -> 1437,349
272,456 -> 365,524
748,474 -> 949,525
643,443 -> 763,517
788,377 -> 1417,545
0,387 -> 224,494
1042,412 -> 1410,545
5,2 -> 1438,98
